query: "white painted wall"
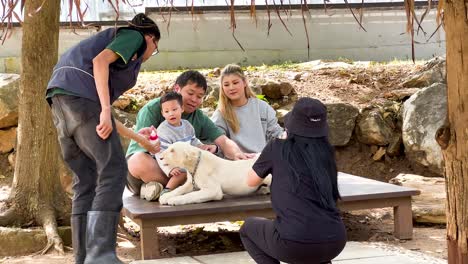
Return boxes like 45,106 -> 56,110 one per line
0,7 -> 445,73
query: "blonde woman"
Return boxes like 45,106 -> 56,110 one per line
211,64 -> 284,154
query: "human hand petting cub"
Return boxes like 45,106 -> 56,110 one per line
198,144 -> 217,153
169,168 -> 186,178
233,152 -> 257,160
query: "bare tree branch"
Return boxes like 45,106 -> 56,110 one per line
343,0 -> 367,32
273,0 -> 293,36
301,0 -> 310,60
264,0 -> 273,36
229,0 -> 245,51
404,0 -> 415,62
427,12 -> 443,42
250,0 -> 257,27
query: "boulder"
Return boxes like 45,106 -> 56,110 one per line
112,95 -> 132,110
112,108 -> 137,152
261,81 -> 294,99
386,134 -> 403,157
383,88 -> 420,101
0,74 -> 20,129
249,77 -> 266,95
355,108 -> 394,146
402,83 -> 446,174
203,81 -> 220,108
0,127 -> 16,153
389,173 -> 446,224
402,57 -> 446,87
327,103 -> 359,146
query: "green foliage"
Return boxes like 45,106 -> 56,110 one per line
256,94 -> 269,103
125,98 -> 140,113
337,57 -> 355,64
264,60 -> 299,70
369,58 -> 424,66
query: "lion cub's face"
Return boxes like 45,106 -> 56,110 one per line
160,142 -> 197,168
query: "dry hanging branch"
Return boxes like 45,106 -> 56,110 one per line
300,0 -> 311,59
427,0 -> 444,42
265,0 -> 273,35
273,0 -> 293,36
250,0 -> 257,26
404,0 -> 416,62
418,0 -> 432,32
229,0 -> 245,51
342,0 -> 367,32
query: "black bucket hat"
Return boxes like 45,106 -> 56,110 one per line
284,97 -> 329,138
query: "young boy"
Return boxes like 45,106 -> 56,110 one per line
140,91 -> 216,201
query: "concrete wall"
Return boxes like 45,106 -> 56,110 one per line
0,7 -> 445,73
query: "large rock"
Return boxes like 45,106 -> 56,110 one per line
261,81 -> 294,99
389,174 -> 446,224
386,134 -> 403,157
249,77 -> 266,95
355,108 -> 394,146
203,81 -> 220,108
205,80 -> 220,99
112,95 -> 132,110
402,57 -> 446,87
402,83 -> 446,174
113,108 -> 136,128
327,103 -> 359,146
276,103 -> 295,125
0,74 -> 20,129
0,127 -> 16,153
113,108 -> 137,152
383,88 -> 420,101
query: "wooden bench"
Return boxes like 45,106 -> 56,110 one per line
122,172 -> 420,260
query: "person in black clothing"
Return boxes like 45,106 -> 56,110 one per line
240,97 -> 347,264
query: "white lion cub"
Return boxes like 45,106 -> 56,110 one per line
158,142 -> 270,205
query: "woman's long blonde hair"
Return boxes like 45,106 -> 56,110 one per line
219,64 -> 256,134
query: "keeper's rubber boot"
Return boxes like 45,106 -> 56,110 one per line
83,211 -> 123,264
71,214 -> 87,264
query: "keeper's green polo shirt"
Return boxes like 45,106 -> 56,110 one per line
47,28 -> 144,98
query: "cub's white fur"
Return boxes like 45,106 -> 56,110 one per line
158,142 -> 270,205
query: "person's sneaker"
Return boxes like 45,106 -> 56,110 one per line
159,188 -> 171,197
140,182 -> 164,201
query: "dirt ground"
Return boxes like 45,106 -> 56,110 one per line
0,60 -> 447,263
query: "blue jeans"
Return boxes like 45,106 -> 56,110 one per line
50,94 -> 127,215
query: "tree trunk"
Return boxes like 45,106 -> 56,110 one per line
441,0 -> 468,263
0,0 -> 71,254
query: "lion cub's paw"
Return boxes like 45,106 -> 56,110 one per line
166,196 -> 191,206
159,192 -> 172,205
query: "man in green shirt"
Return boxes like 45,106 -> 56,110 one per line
126,70 -> 253,198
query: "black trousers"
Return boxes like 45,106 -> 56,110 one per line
51,95 -> 127,215
240,217 -> 346,264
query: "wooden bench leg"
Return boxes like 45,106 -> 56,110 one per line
140,220 -> 160,260
393,198 -> 413,240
